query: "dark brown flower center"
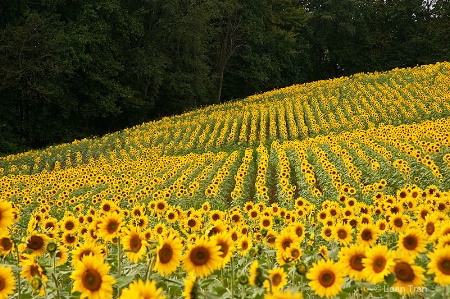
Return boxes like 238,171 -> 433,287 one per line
394,262 -> 414,282
106,220 -> 119,234
272,273 -> 282,286
394,218 -> 403,227
65,221 -> 75,231
438,258 -> 450,275
426,222 -> 435,235
218,242 -> 229,258
318,270 -> 335,287
158,244 -> 173,264
130,236 -> 142,252
1,237 -> 13,251
190,246 -> 210,266
350,254 -> 365,271
27,236 -> 44,251
373,257 -> 387,273
82,269 -> 102,291
403,235 -> 418,250
338,229 -> 347,239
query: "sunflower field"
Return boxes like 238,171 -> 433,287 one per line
1,62 -> 450,299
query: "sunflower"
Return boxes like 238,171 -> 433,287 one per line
264,230 -> 277,248
71,243 -> 103,266
397,228 -> 426,258
97,212 -> 123,242
391,257 -> 425,294
182,273 -> 199,299
276,227 -> 300,254
357,223 -> 379,246
389,214 -> 410,232
55,246 -> 69,266
319,245 -> 328,259
307,259 -> 344,298
427,247 -> 450,285
25,232 -> 50,256
339,244 -> 367,281
60,215 -> 79,234
71,254 -> 115,299
249,260 -> 265,287
122,226 -> 148,264
0,201 -> 14,234
361,244 -> 396,284
237,235 -> 253,256
321,226 -> 333,242
289,222 -> 306,242
62,232 -> 78,247
264,268 -> 287,291
0,266 -> 15,299
182,237 -> 222,278
423,213 -> 440,241
20,253 -> 48,284
154,233 -> 183,276
259,215 -> 273,230
211,232 -> 235,266
119,279 -> 166,299
165,208 -> 179,224
333,222 -> 353,246
0,234 -> 14,256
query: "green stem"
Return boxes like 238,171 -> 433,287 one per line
231,257 -> 235,299
15,244 -> 21,298
51,273 -> 61,299
145,255 -> 155,281
117,238 -> 122,296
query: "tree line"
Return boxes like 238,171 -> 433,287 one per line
1,0 -> 449,155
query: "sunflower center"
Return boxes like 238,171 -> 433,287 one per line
290,248 -> 301,259
318,270 -> 336,287
106,220 -> 119,234
295,227 -> 303,237
82,269 -> 102,291
403,235 -> 418,250
373,257 -> 387,273
262,220 -> 270,227
65,234 -> 76,244
438,259 -> 450,275
159,244 -> 173,264
272,273 -> 282,286
103,204 -> 111,212
30,265 -> 40,277
394,262 -> 415,282
324,229 -> 332,237
361,229 -> 372,241
282,240 -> 292,250
27,236 -> 44,251
426,223 -> 435,235
80,250 -> 92,260
1,237 -> 12,250
350,254 -> 365,271
130,236 -> 142,252
241,241 -> 248,250
337,229 -> 347,239
232,215 -> 240,223
187,219 -> 197,228
218,242 -> 229,258
190,246 -> 210,266
65,221 -> 75,231
394,218 -> 403,227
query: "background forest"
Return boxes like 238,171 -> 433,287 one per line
1,0 -> 449,155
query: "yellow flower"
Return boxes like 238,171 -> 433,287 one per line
211,232 -> 235,266
25,232 -> 50,256
0,234 -> 14,256
182,237 -> 222,278
356,223 -> 378,246
71,243 -> 103,266
0,266 -> 15,299
97,212 -> 123,242
71,254 -> 115,299
154,232 -> 183,276
264,289 -> 303,299
397,228 -> 426,258
264,267 -> 287,291
306,259 -> 344,298
427,247 -> 450,285
0,201 -> 14,234
338,244 -> 367,281
122,226 -> 148,264
361,244 -> 395,284
120,279 -> 165,299
333,222 -> 353,246
249,260 -> 265,287
182,273 -> 198,299
391,257 -> 425,294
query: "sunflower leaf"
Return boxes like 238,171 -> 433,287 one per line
384,273 -> 395,286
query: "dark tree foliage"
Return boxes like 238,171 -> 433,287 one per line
0,0 -> 449,155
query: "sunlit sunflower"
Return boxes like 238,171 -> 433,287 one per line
333,222 -> 353,246
122,226 -> 148,264
165,208 -> 179,224
249,260 -> 265,287
397,228 -> 426,258
362,244 -> 396,284
276,227 -> 300,255
289,222 -> 306,242
97,212 -> 123,242
321,226 -> 333,242
62,232 -> 78,247
319,245 -> 328,259
339,244 -> 367,281
264,268 -> 287,291
264,230 -> 277,248
376,219 -> 388,232
423,213 -> 440,241
389,214 -> 410,232
182,237 -> 222,278
0,234 -> 14,256
0,266 -> 15,299
357,223 -> 379,246
0,201 -> 14,234
154,232 -> 183,276
25,232 -> 50,256
119,279 -> 166,299
211,232 -> 235,266
20,253 -> 48,284
427,247 -> 450,285
60,215 -> 79,234
307,259 -> 344,298
237,235 -> 253,256
182,273 -> 199,299
55,246 -> 69,266
391,257 -> 425,294
71,243 -> 103,266
71,254 -> 115,299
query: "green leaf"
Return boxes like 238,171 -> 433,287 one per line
384,273 -> 395,286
